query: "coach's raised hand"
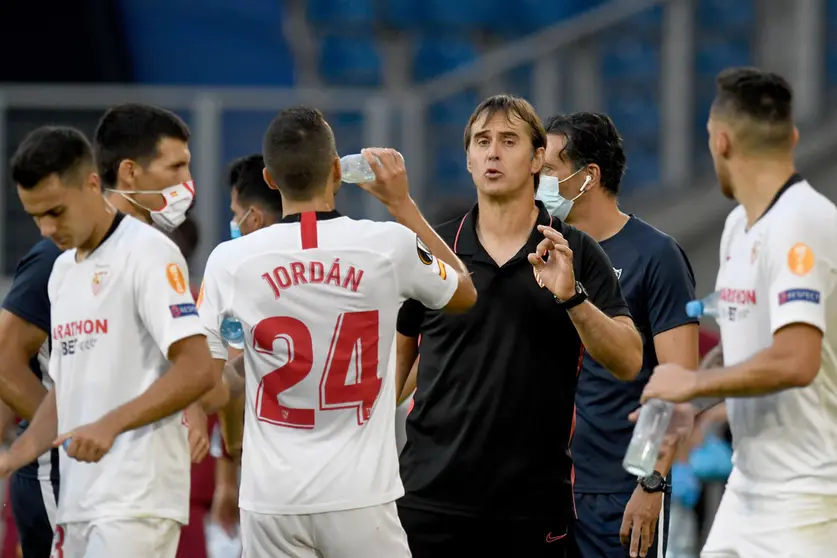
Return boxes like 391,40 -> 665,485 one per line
54,418 -> 119,463
358,147 -> 411,213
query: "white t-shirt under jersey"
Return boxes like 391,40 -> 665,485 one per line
199,211 -> 458,515
48,214 -> 203,524
716,178 -> 837,497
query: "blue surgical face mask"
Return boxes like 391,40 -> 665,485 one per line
535,169 -> 591,221
230,208 -> 253,239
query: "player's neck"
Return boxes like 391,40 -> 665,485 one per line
282,194 -> 336,218
76,202 -> 118,261
566,195 -> 628,242
106,189 -> 151,224
475,190 -> 539,243
732,156 -> 796,227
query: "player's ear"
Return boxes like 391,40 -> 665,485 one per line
117,158 -> 138,189
262,168 -> 280,191
84,171 -> 101,193
791,126 -> 800,149
585,164 -> 601,189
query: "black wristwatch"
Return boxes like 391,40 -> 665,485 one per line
554,281 -> 588,310
638,471 -> 667,493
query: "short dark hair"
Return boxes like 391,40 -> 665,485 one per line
227,154 -> 283,217
711,67 -> 794,151
544,112 -> 626,197
94,103 -> 190,187
11,126 -> 94,190
464,94 -> 547,189
262,106 -> 336,201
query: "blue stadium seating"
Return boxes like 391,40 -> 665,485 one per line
695,38 -> 751,77
119,0 -> 294,86
413,35 -> 479,82
697,0 -> 755,30
319,35 -> 383,86
428,91 -> 481,126
600,38 -> 660,81
307,0 -> 375,28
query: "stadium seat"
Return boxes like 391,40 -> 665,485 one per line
306,0 -> 375,28
697,0 -> 755,31
605,86 -> 660,142
319,35 -> 382,86
622,148 -> 660,192
119,0 -> 295,85
695,38 -> 751,77
600,38 -> 660,81
413,35 -> 479,82
380,0 -> 420,29
420,0 -> 489,29
489,0 -> 596,33
428,91 -> 481,126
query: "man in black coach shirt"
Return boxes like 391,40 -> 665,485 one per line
395,95 -> 643,557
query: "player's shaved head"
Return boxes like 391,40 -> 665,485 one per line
11,126 -> 94,189
710,67 -> 795,154
262,106 -> 338,201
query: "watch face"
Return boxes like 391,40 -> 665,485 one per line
642,474 -> 663,490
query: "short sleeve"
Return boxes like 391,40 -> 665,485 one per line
197,247 -> 231,361
578,232 -> 631,319
2,240 -> 62,333
392,227 -> 458,311
645,238 -> 699,336
397,299 -> 426,337
767,215 -> 836,334
134,237 -> 204,358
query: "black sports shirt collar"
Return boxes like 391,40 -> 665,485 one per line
279,210 -> 342,224
453,200 -> 553,257
88,211 -> 126,256
754,172 -> 803,224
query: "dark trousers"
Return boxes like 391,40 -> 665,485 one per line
574,492 -> 671,558
9,472 -> 58,558
398,504 -> 580,558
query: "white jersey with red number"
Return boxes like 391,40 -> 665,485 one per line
715,178 -> 837,497
199,210 -> 458,515
48,214 -> 203,524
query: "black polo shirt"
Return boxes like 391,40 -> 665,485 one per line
396,201 -> 631,521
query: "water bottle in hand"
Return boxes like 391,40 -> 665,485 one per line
340,154 -> 376,183
220,317 -> 244,350
623,398 -> 675,476
685,291 -> 721,319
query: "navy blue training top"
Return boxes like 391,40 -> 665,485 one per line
2,238 -> 62,480
572,216 -> 697,494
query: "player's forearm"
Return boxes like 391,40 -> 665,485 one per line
218,393 -> 245,459
201,360 -> 232,414
105,355 -> 216,435
215,454 -> 239,488
0,363 -> 47,421
568,304 -> 642,380
8,388 -> 57,469
390,198 -> 470,278
693,346 -> 808,398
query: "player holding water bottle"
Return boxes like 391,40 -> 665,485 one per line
642,68 -> 837,557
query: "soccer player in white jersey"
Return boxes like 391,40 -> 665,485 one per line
0,125 -> 222,558
199,106 -> 477,558
642,67 -> 837,557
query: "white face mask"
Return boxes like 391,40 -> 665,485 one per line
535,170 -> 590,221
112,181 -> 195,232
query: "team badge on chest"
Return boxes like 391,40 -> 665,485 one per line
91,270 -> 109,296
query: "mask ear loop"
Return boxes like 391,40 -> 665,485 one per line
570,175 -> 592,202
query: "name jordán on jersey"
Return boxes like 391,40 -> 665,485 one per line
261,258 -> 364,299
52,319 -> 109,355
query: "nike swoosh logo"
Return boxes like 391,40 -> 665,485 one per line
545,531 -> 566,543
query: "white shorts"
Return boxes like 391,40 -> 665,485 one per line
702,488 -> 837,558
241,502 -> 411,558
50,517 -> 180,558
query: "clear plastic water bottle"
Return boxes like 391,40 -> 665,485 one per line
340,154 -> 376,183
623,398 -> 674,476
220,317 -> 244,350
685,291 -> 721,319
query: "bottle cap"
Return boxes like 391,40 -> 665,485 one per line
685,300 -> 703,318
